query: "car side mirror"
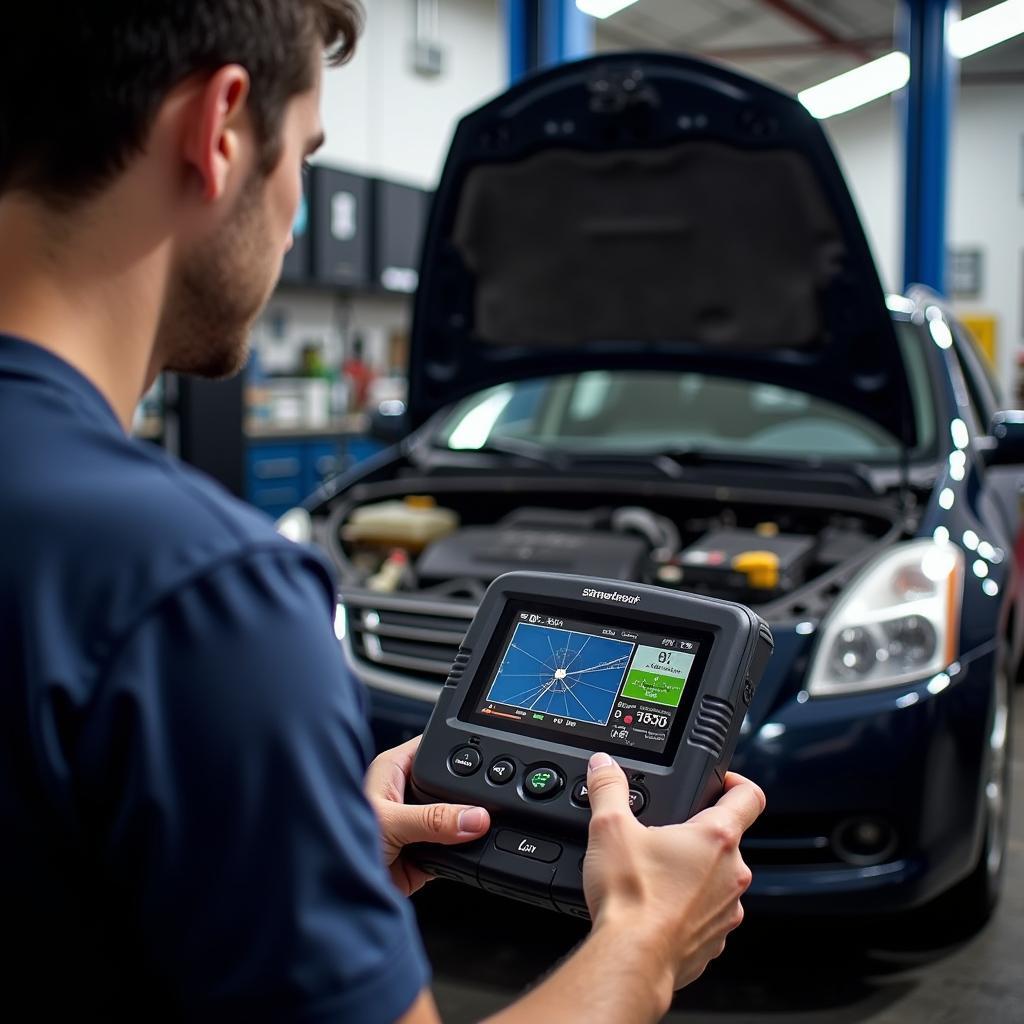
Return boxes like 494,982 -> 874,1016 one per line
368,400 -> 410,445
979,411 -> 1024,466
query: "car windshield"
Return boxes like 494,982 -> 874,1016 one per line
436,321 -> 935,464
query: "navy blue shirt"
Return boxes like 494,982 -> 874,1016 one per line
0,336 -> 429,1022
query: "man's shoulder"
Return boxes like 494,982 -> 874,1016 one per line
95,444 -> 333,589
5,429 -> 335,641
120,443 -> 281,552
49,436 -> 280,555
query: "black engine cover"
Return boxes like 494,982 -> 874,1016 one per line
416,526 -> 648,585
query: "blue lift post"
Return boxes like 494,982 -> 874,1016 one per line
538,0 -> 594,69
506,0 -> 594,83
504,0 -> 534,84
899,0 -> 959,295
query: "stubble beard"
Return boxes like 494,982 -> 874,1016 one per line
157,171 -> 278,380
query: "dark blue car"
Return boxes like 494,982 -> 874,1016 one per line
287,53 -> 1023,926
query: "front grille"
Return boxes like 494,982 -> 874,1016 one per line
343,591 -> 476,686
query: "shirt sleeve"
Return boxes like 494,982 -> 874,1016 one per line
75,546 -> 431,1024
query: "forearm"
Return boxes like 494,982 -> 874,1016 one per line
482,921 -> 673,1024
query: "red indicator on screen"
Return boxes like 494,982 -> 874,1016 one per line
482,708 -> 523,722
623,715 -> 633,724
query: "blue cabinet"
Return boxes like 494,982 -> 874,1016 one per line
246,435 -> 386,521
345,436 -> 387,465
247,443 -> 306,519
304,440 -> 345,497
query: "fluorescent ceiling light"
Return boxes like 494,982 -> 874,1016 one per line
800,0 -> 1024,118
576,0 -> 640,19
949,0 -> 1024,57
799,51 -> 910,119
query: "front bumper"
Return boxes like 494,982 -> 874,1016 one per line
734,644 -> 997,913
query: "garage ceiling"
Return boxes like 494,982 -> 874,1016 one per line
593,0 -> 1024,95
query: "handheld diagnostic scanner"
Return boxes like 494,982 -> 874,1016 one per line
408,572 -> 774,918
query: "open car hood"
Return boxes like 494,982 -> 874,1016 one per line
408,52 -> 915,447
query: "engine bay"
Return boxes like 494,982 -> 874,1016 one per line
324,477 -> 904,617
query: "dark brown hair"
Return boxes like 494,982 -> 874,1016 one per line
0,1 -> 363,204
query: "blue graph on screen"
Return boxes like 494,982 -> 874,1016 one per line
485,623 -> 634,725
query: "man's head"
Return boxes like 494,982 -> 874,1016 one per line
0,1 -> 362,378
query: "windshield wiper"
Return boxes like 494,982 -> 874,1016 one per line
429,440 -> 878,490
435,437 -> 570,470
657,447 -> 881,492
550,451 -> 685,479
661,447 -> 816,469
432,441 -> 684,478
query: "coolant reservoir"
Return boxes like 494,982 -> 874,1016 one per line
341,496 -> 459,551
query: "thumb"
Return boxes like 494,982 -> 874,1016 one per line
381,801 -> 491,850
585,752 -> 632,818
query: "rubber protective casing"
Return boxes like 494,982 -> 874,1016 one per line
408,572 -> 773,917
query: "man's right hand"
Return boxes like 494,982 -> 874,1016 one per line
409,756 -> 766,1024
583,753 -> 765,991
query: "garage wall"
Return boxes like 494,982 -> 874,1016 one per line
826,82 -> 1024,395
255,1 -> 506,383
823,101 -> 902,296
315,0 -> 506,188
305,9 -> 1024,396
948,83 -> 1024,396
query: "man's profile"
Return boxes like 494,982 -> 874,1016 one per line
0,4 -> 764,1022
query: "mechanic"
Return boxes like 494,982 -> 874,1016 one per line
0,3 -> 765,1022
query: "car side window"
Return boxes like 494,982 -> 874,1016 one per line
951,322 -> 1000,427
945,345 -> 986,437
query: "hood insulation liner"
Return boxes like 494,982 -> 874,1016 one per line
452,142 -> 845,352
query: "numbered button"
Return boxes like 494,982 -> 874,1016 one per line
449,746 -> 481,776
487,758 -> 515,785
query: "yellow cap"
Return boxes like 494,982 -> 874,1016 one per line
404,495 -> 437,509
732,550 -> 780,589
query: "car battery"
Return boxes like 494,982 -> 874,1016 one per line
673,528 -> 817,598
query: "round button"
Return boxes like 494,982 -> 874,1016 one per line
449,746 -> 481,776
487,758 -> 515,785
571,779 -> 590,807
627,787 -> 647,815
523,764 -> 564,800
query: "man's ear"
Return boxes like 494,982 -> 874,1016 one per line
181,65 -> 252,202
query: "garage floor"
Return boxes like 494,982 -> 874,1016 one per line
413,694 -> 1024,1023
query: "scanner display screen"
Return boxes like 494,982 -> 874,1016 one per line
460,600 -> 711,762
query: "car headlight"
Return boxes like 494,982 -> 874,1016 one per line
276,506 -> 312,544
807,539 -> 963,696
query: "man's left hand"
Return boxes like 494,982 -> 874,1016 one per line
365,735 -> 491,895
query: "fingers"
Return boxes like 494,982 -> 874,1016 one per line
390,858 -> 435,898
722,771 -> 767,810
379,800 -> 491,850
364,735 -> 423,803
691,774 -> 765,836
715,773 -> 766,828
585,752 -> 633,820
388,734 -> 423,761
